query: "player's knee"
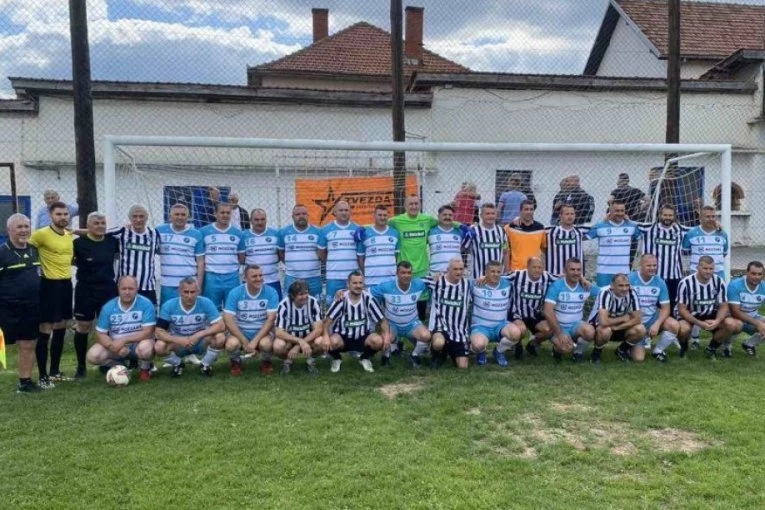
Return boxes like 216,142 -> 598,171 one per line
272,339 -> 289,357
632,324 -> 647,338
330,334 -> 344,351
724,318 -> 741,332
665,318 -> 680,335
367,334 -> 383,350
259,337 -> 274,353
631,347 -> 646,362
153,341 -> 169,356
75,321 -> 92,334
506,325 -> 522,342
224,336 -> 241,352
417,328 -> 432,343
456,357 -> 469,369
431,334 -> 445,351
210,332 -> 226,349
136,340 -> 154,360
86,345 -> 107,365
470,336 -> 487,353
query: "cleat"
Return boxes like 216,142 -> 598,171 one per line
184,354 -> 202,366
526,341 -> 539,357
50,372 -> 72,382
150,363 -> 157,374
359,359 -> 374,373
409,354 -> 422,369
572,352 -> 584,364
652,351 -> 668,363
171,362 -> 185,378
17,381 -> 40,393
722,347 -> 733,359
476,351 -> 488,366
615,347 -> 631,363
259,360 -> 274,375
493,347 -> 509,368
679,343 -> 689,358
330,359 -> 342,373
514,344 -> 524,361
280,362 -> 291,376
552,351 -> 563,363
705,347 -> 717,359
230,359 -> 242,377
381,355 -> 391,367
742,343 -> 757,357
430,353 -> 443,370
591,348 -> 603,364
139,368 -> 151,382
74,366 -> 86,379
690,339 -> 700,350
306,363 -> 318,376
200,364 -> 213,377
38,377 -> 55,390
392,340 -> 404,356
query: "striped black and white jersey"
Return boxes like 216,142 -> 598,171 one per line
544,226 -> 589,275
508,270 -> 558,320
588,287 -> 641,325
327,290 -> 385,339
108,226 -> 161,291
275,296 -> 323,339
676,273 -> 727,318
638,222 -> 688,280
424,275 -> 472,343
469,222 -> 507,278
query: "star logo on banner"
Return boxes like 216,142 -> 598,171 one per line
314,186 -> 340,223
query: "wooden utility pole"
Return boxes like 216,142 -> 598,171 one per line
69,0 -> 98,228
666,0 -> 681,146
391,0 -> 407,215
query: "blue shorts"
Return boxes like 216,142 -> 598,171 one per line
176,338 -> 206,357
160,286 -> 178,306
390,320 -> 424,340
326,279 -> 348,305
470,323 -> 510,342
112,342 -> 140,362
742,316 -> 763,335
204,272 -> 241,309
560,321 -> 586,338
266,281 -> 282,300
284,275 -> 322,299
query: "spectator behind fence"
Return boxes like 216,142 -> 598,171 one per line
497,174 -> 527,225
35,190 -> 78,229
610,173 -> 647,221
452,182 -> 479,224
228,193 -> 250,230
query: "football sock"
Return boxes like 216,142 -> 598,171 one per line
412,341 -> 429,357
35,332 -> 49,378
74,332 -> 88,369
139,360 -> 151,370
49,328 -> 66,375
202,347 -> 220,367
708,340 -> 721,350
745,334 -> 762,346
574,338 -> 589,355
330,349 -> 342,360
229,348 -> 241,362
654,331 -> 677,353
496,338 -> 513,353
360,347 -> 376,360
164,352 -> 182,367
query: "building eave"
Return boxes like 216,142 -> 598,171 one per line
0,98 -> 37,113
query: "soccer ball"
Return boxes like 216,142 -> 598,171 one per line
106,365 -> 130,386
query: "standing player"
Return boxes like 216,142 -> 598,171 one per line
108,204 -> 161,304
273,280 -> 328,375
319,201 -> 360,304
544,204 -> 589,276
356,205 -> 400,287
279,204 -> 322,299
426,258 -> 473,369
88,276 -> 156,381
326,271 -> 389,373
428,205 -> 470,274
470,260 -> 520,368
0,214 -> 42,392
199,202 -> 244,310
508,257 -> 556,358
588,199 -> 641,287
371,261 -> 432,368
154,277 -> 226,377
505,200 -> 546,272
629,254 -> 681,363
469,203 -> 507,279
241,208 -> 281,298
676,256 -> 740,358
589,274 -> 644,363
156,203 -> 204,305
29,201 -> 74,386
638,204 -> 687,311
727,261 -> 765,356
222,265 -> 280,376
72,212 -> 120,378
543,258 -> 598,362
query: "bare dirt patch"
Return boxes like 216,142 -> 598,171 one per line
377,381 -> 425,399
643,428 -> 719,454
466,408 -> 482,416
550,402 -> 593,413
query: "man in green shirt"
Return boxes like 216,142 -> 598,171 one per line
388,196 -> 439,279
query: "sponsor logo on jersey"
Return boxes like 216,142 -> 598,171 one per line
403,231 -> 425,239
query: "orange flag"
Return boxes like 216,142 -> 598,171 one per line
0,328 -> 6,370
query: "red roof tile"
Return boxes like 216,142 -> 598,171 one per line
253,22 -> 469,76
616,0 -> 765,58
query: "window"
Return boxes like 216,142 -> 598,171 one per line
0,195 -> 32,243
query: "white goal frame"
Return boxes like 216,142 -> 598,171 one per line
103,136 -> 733,278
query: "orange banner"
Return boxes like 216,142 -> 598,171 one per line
295,176 -> 418,226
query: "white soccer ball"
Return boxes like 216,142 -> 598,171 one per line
106,365 -> 130,386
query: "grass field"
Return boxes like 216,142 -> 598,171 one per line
2,342 -> 765,509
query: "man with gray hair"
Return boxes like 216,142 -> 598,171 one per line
72,211 -> 120,378
156,203 -> 204,306
35,189 -> 78,229
228,192 -> 250,231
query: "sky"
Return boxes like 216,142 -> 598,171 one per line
1,0 -> 763,97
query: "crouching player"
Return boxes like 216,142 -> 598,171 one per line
154,277 -> 226,377
222,265 -> 279,376
88,276 -> 156,381
590,274 -> 645,363
326,270 -> 389,373
273,280 -> 328,375
727,261 -> 765,356
470,260 -> 521,368
425,258 -> 473,369
508,257 -> 556,358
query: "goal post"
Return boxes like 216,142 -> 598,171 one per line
102,135 -> 733,278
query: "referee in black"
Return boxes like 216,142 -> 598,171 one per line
72,212 -> 119,378
0,214 -> 42,392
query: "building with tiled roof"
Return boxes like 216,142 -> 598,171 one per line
248,7 -> 469,92
585,0 -> 765,79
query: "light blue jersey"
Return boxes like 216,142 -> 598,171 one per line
471,278 -> 512,328
223,284 -> 279,338
428,225 -> 464,273
320,221 -> 360,281
357,226 -> 400,286
544,279 -> 599,330
156,224 -> 204,289
628,271 -> 670,325
371,278 -> 427,331
727,276 -> 765,319
278,224 -> 322,279
96,295 -> 156,340
588,220 -> 640,277
158,296 -> 221,336
241,227 -> 280,284
682,227 -> 728,277
200,224 -> 244,275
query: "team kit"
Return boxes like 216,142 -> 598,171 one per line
2,195 -> 764,393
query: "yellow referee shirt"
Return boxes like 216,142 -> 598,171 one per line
29,226 -> 73,279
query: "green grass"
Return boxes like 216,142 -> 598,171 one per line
3,342 -> 765,509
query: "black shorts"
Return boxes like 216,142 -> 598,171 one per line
74,283 -> 117,321
516,315 -> 544,333
610,330 -> 627,343
665,278 -> 681,311
138,289 -> 157,305
339,334 -> 367,353
435,330 -> 470,359
0,301 -> 40,344
39,278 -> 73,323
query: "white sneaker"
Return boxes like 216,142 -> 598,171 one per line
359,359 -> 374,373
184,354 -> 202,365
330,359 -> 342,373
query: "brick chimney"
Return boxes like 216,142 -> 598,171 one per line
312,8 -> 329,42
405,6 -> 424,63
